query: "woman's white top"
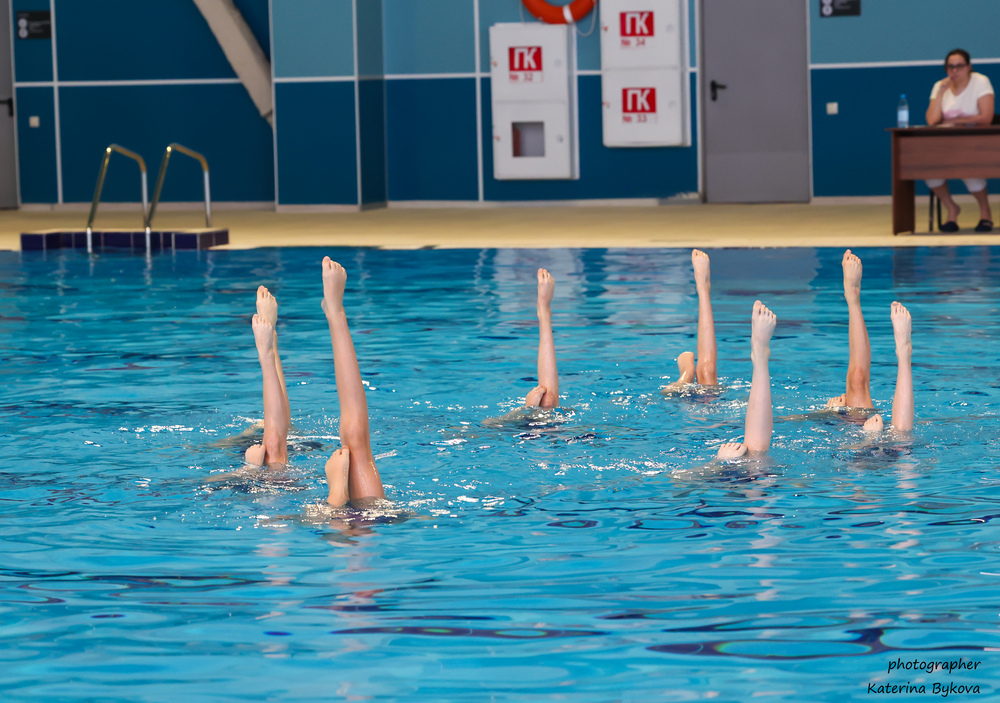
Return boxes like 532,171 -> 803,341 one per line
930,71 -> 994,121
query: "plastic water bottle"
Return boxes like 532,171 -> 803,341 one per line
897,94 -> 909,128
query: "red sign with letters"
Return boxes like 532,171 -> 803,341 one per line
622,88 -> 656,113
509,46 -> 542,72
620,11 -> 654,37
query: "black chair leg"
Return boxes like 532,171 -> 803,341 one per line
929,192 -> 936,232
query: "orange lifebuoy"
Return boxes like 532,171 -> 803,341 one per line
521,0 -> 596,24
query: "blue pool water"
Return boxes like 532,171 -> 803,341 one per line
2,246 -> 999,702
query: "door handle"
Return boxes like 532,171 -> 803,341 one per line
710,80 -> 727,102
0,98 -> 12,117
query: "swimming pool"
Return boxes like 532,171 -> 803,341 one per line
1,246 -> 998,701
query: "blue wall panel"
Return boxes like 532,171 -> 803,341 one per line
233,0 -> 271,59
12,0 -> 53,82
384,0 -> 476,75
386,78 -> 478,201
356,0 -> 384,78
15,87 -> 56,203
811,64 -> 1000,197
275,81 -> 357,205
55,0 -> 246,81
272,0 -> 354,78
358,79 -> 386,204
482,74 -> 698,201
59,84 -> 274,203
811,0 -> 1000,65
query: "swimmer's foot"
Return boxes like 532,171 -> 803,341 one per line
891,301 -> 912,359
750,300 -> 777,364
842,249 -> 862,305
660,352 -> 695,394
717,442 -> 748,460
826,394 -> 847,409
676,351 -> 696,383
692,249 -> 711,294
863,413 -> 884,433
321,257 -> 347,317
252,313 -> 275,357
257,285 -> 278,328
245,443 -> 265,465
524,385 -> 546,407
325,447 -> 351,508
537,268 -> 555,315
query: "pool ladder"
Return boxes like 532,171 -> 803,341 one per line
85,143 -> 212,254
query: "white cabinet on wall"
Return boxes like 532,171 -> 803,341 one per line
489,23 -> 579,180
600,0 -> 689,147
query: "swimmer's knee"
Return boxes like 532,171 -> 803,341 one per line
339,419 -> 369,450
846,366 -> 869,393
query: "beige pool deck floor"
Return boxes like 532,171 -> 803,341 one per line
3,199 -> 999,251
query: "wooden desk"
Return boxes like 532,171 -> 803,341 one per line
890,126 -> 1000,234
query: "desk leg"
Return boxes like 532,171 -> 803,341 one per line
892,178 -> 915,234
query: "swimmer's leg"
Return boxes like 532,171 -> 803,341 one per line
842,250 -> 874,408
325,447 -> 351,508
744,301 -> 777,453
692,249 -> 718,385
536,268 -> 559,407
257,285 -> 291,429
662,351 -> 696,393
322,257 -> 385,502
250,310 -> 289,465
889,301 -> 914,432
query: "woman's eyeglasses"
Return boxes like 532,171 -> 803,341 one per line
946,63 -> 969,70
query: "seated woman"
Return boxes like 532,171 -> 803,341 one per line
925,48 -> 995,233
662,249 -> 718,392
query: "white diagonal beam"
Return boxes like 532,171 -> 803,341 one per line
192,0 -> 273,125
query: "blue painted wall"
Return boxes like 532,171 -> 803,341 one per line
12,0 -> 273,204
810,0 -> 1000,196
14,0 -> 1000,206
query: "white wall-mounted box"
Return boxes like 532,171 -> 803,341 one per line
601,68 -> 684,146
489,23 -> 578,180
492,102 -> 574,180
599,0 -> 689,147
599,0 -> 682,71
490,23 -> 571,104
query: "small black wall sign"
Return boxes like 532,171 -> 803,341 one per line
820,0 -> 860,17
16,11 -> 51,39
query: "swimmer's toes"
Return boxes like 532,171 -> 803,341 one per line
717,442 -> 747,460
863,414 -> 884,433
826,394 -> 847,409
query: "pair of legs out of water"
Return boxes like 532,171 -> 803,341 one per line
666,249 -> 914,460
246,261 -> 560,507
246,257 -> 384,508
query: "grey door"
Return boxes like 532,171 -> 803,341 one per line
701,0 -> 810,203
0,0 -> 16,207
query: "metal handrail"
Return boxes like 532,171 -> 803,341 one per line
85,144 -> 148,254
146,143 -> 211,229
